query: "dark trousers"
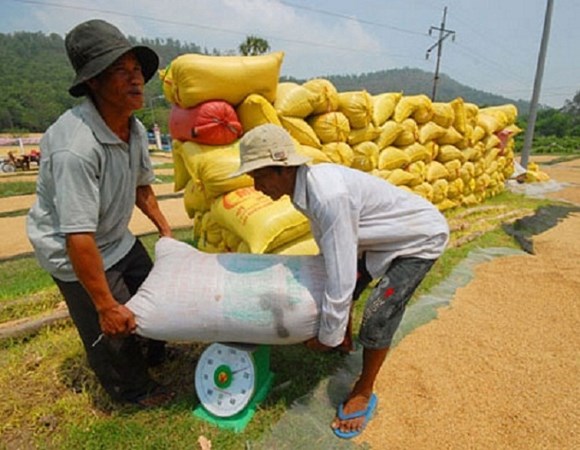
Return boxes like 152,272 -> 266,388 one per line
54,239 -> 161,402
353,255 -> 436,350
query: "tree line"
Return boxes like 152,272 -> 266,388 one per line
0,31 -> 578,139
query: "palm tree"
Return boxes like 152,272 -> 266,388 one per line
239,35 -> 270,56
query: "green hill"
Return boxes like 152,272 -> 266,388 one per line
0,31 -> 530,133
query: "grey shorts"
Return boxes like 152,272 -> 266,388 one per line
357,256 -> 436,350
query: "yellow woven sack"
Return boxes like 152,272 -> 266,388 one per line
378,146 -> 411,170
475,173 -> 491,192
431,102 -> 455,128
308,112 -> 350,144
431,179 -> 449,204
406,160 -> 427,183
464,143 -> 485,162
524,169 -> 550,183
483,134 -> 501,151
464,103 -> 480,125
447,178 -> 463,200
180,140 -> 214,175
413,182 -> 434,202
161,52 -> 284,108
196,212 -> 226,253
393,118 -> 419,146
444,159 -> 462,181
322,142 -> 354,166
484,147 -> 501,167
192,211 -> 204,242
437,145 -> 465,164
481,104 -> 517,125
372,92 -> 402,126
279,116 -> 322,148
375,120 -> 404,150
394,95 -> 432,123
236,94 -> 281,133
426,160 -> 449,182
387,168 -> 419,187
430,142 -> 439,161
371,169 -> 392,182
413,104 -> 434,124
503,124 -> 523,137
302,78 -> 339,114
461,193 -> 479,207
274,82 -> 319,118
463,178 -> 477,195
437,127 -> 463,145
404,143 -> 432,164
338,91 -> 374,129
419,122 -> 447,144
223,229 -> 243,253
393,130 -> 415,147
352,141 -> 379,172
435,198 -> 458,212
211,187 -> 310,254
296,144 -> 331,164
450,97 -> 467,133
188,142 -> 254,201
348,124 -> 381,146
183,178 -> 211,217
474,159 -> 485,177
171,140 -> 190,192
271,234 -> 319,256
477,113 -> 504,134
485,160 -> 499,176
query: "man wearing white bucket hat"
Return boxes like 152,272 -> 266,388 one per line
231,123 -> 449,439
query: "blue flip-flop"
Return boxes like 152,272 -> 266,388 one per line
333,393 -> 378,439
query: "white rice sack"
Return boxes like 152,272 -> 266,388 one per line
126,238 -> 325,344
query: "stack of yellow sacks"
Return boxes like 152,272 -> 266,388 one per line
162,52 -> 521,255
521,161 -> 551,182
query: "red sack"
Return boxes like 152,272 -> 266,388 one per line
169,101 -> 243,145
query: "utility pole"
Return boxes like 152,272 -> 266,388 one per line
520,0 -> 554,169
426,6 -> 455,101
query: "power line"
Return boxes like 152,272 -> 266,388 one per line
279,0 -> 427,37
9,0 -> 425,59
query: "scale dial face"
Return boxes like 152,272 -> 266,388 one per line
194,343 -> 256,417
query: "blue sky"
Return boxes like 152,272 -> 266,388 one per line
2,0 -> 578,109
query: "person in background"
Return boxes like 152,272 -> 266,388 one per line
27,19 -> 174,408
229,124 -> 449,439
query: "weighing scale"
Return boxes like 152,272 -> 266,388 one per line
193,343 -> 274,432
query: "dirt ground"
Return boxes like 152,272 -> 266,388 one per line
1,155 -> 579,449
0,156 -> 192,259
358,158 -> 580,449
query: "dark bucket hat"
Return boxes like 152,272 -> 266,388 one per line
65,19 -> 159,97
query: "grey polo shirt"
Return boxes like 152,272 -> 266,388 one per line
27,99 -> 156,281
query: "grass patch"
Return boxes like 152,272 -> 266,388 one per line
540,153 -> 580,165
153,162 -> 175,170
0,181 -> 36,197
0,255 -> 54,301
0,208 -> 30,218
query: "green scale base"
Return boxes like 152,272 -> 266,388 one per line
193,345 -> 275,433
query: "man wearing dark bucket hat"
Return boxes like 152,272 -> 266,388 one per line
27,19 -> 175,408
230,123 -> 449,439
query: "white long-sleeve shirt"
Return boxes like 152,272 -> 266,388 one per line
292,163 -> 449,347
